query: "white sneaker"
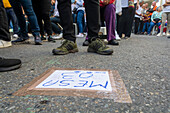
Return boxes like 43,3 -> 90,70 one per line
76,33 -> 84,38
52,33 -> 63,40
157,33 -> 162,37
115,31 -> 121,41
13,34 -> 19,38
166,32 -> 170,37
0,40 -> 12,48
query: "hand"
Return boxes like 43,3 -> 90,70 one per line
118,12 -> 122,16
158,20 -> 162,23
152,21 -> 156,23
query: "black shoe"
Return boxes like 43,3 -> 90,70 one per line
35,36 -> 42,45
41,36 -> 46,40
12,37 -> 29,43
82,40 -> 89,46
108,40 -> 119,46
168,36 -> 170,39
48,36 -> 56,43
0,57 -> 22,72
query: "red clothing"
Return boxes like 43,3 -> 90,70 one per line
100,0 -> 115,7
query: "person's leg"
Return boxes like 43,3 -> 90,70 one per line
41,0 -> 52,36
139,20 -> 144,33
142,23 -> 146,33
9,0 -> 29,40
118,8 -> 128,37
166,12 -> 170,35
77,10 -> 84,34
7,8 -> 19,35
125,3 -> 136,37
50,17 -> 61,34
148,22 -> 155,34
84,0 -> 100,40
57,0 -> 75,42
0,2 -> 10,41
159,12 -> 166,35
134,17 -> 140,34
19,0 -> 40,37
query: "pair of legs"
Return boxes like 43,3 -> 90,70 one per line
142,22 -> 150,33
134,17 -> 144,34
77,10 -> 85,37
117,4 -> 136,38
9,0 -> 42,45
32,0 -> 52,37
5,8 -> 19,35
147,22 -> 161,34
53,0 -> 113,55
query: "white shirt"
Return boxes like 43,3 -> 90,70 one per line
162,0 -> 170,12
135,5 -> 142,18
121,0 -> 128,8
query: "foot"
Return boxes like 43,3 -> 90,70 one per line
76,33 -> 84,38
108,40 -> 119,46
41,36 -> 46,40
82,40 -> 89,46
0,57 -> 22,72
87,38 -> 113,55
12,37 -> 29,43
52,40 -> 78,55
53,33 -> 63,40
34,36 -> 42,45
13,34 -> 19,38
124,37 -> 130,40
0,40 -> 12,48
166,32 -> 170,37
167,36 -> 170,39
48,36 -> 56,42
157,33 -> 162,37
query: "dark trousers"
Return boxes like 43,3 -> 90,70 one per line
0,1 -> 10,41
6,8 -> 19,34
32,0 -> 52,36
9,0 -> 40,38
117,4 -> 136,37
57,0 -> 100,42
134,17 -> 144,34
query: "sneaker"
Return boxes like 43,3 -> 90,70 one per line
0,57 -> 22,72
157,33 -> 162,37
115,32 -> 121,41
167,36 -> 170,39
87,38 -> 113,55
48,35 -> 56,43
0,40 -> 12,48
13,34 -> 19,38
108,39 -> 119,46
53,33 -> 63,40
12,37 -> 29,43
41,35 -> 46,40
82,40 -> 89,46
52,40 -> 78,55
34,36 -> 42,45
166,32 -> 170,37
76,33 -> 84,38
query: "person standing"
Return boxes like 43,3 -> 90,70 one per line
31,0 -> 55,42
9,0 -> 42,45
52,0 -> 113,55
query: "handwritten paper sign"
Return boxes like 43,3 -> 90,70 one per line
36,70 -> 112,91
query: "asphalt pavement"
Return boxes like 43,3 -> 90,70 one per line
0,34 -> 169,113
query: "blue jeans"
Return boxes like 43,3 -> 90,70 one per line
50,16 -> 61,34
6,8 -> 19,34
142,22 -> 150,33
148,22 -> 161,34
9,0 -> 40,38
77,10 -> 84,33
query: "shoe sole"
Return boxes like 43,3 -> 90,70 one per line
0,64 -> 21,72
53,48 -> 79,55
35,42 -> 42,45
87,48 -> 113,55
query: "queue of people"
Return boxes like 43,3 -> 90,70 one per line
0,0 -> 170,72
